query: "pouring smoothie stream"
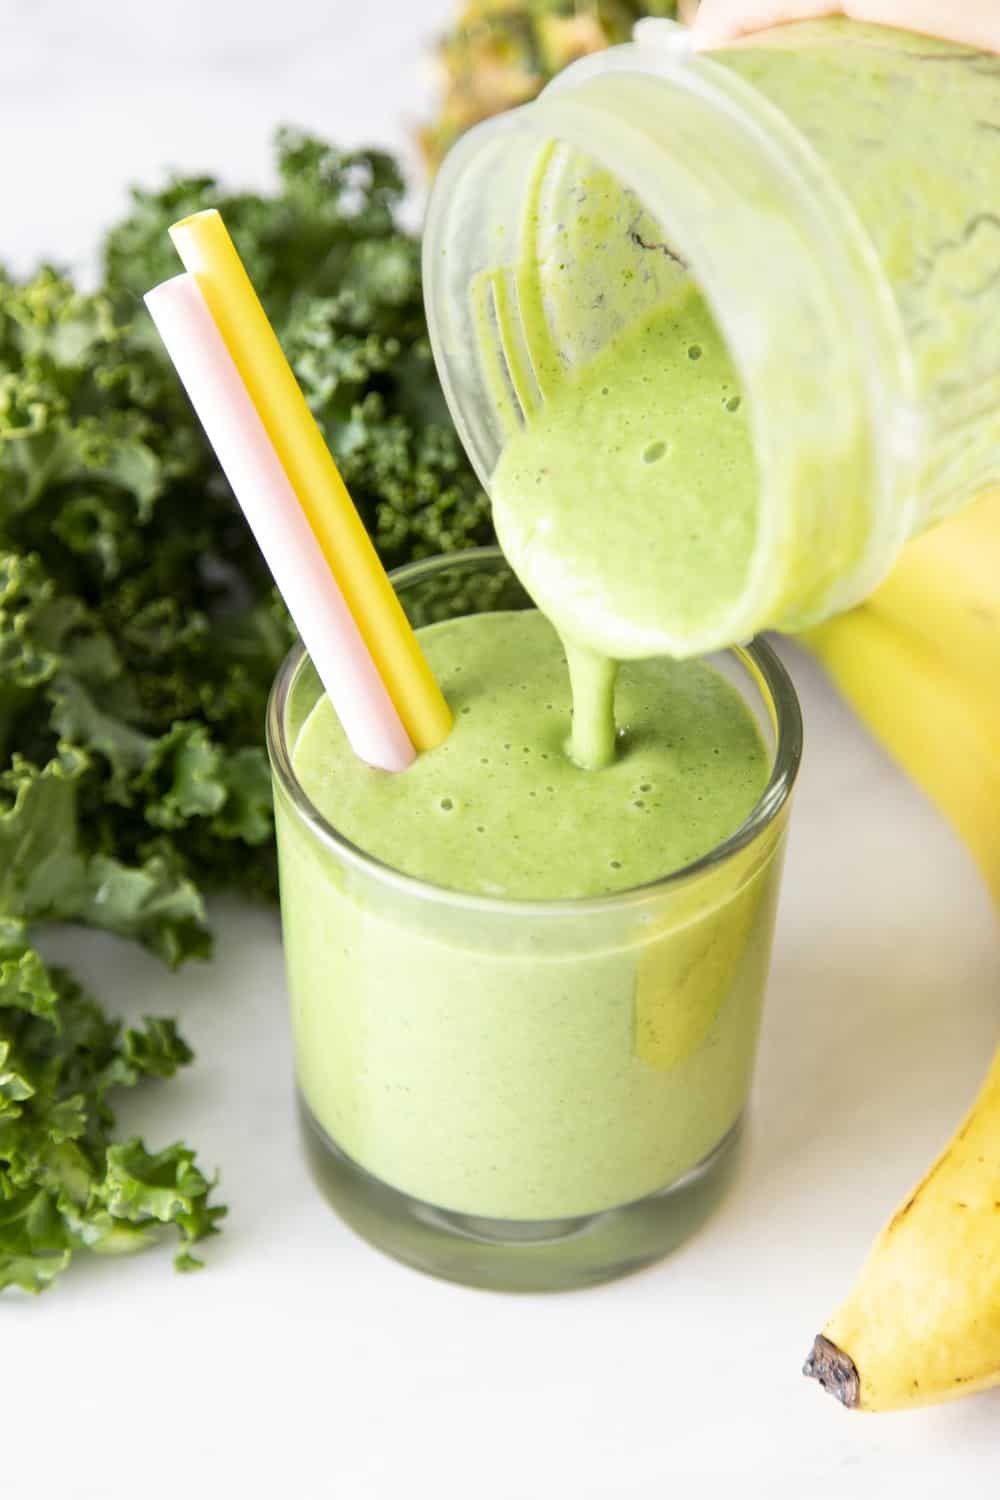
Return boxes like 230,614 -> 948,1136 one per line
267,17 -> 998,1289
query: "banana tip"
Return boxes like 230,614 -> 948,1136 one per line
803,1334 -> 860,1409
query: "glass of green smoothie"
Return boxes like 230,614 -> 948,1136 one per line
267,549 -> 801,1292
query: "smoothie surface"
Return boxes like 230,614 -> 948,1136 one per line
291,610 -> 768,901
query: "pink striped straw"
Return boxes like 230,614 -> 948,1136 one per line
145,274 -> 415,773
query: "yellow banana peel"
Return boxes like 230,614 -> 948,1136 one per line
867,488 -> 1000,700
800,606 -> 1000,910
799,494 -> 1000,1411
804,1047 -> 1000,1411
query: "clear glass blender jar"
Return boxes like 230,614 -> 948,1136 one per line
423,18 -> 1000,654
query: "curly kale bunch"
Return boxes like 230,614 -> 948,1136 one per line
0,129 -> 491,1292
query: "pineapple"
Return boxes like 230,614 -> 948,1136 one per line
420,1 -> 687,171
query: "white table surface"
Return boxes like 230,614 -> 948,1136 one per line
5,3 -> 1000,1494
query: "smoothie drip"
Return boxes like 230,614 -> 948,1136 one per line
564,639 -> 618,771
490,280 -> 755,767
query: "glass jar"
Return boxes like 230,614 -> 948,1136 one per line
267,550 -> 802,1292
423,19 -> 1000,653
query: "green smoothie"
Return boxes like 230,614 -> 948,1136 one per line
277,607 -> 783,1221
491,285 -> 755,665
293,611 -> 767,900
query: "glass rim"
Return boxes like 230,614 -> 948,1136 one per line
265,547 -> 803,919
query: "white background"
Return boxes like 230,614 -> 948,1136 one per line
4,2 -> 999,1495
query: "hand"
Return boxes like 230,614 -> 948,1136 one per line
690,1 -> 1000,53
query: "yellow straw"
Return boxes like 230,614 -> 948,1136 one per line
168,209 -> 452,753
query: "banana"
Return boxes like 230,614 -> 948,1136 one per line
804,1044 -> 1000,1411
798,560 -> 1000,1410
799,606 -> 1000,910
866,487 -> 1000,699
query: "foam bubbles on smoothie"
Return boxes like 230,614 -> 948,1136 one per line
292,613 -> 769,902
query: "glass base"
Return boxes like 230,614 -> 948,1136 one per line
298,1099 -> 744,1293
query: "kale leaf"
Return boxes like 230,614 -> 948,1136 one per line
0,129 -> 491,1291
0,917 -> 224,1292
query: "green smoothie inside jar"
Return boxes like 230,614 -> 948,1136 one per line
424,18 -> 1000,666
